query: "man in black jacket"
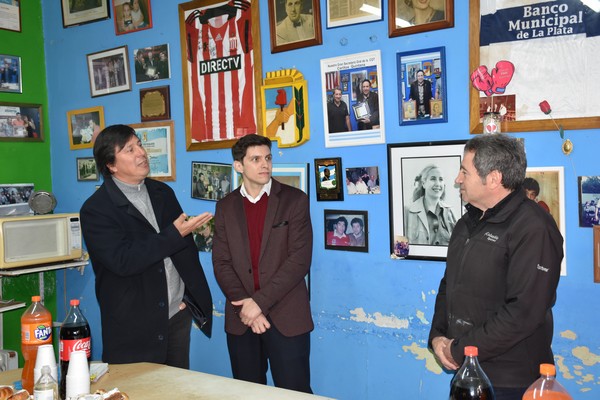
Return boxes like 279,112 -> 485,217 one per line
429,134 -> 563,400
81,124 -> 213,367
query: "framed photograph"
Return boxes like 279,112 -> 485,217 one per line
321,50 -> 385,148
594,226 -> 600,283
0,183 -> 33,216
273,163 -> 309,194
389,0 -> 454,37
113,0 -> 153,35
269,0 -> 322,53
86,46 -> 131,98
61,0 -> 110,28
387,140 -> 466,260
324,209 -> 368,252
315,157 -> 343,201
133,44 -> 170,83
397,46 -> 447,125
192,218 -> 214,253
67,106 -> 105,150
191,162 -> 233,201
469,1 -> 600,134
0,55 -> 21,93
0,102 -> 42,142
129,121 -> 176,181
346,166 -> 380,195
261,69 -> 310,148
179,0 -> 263,151
526,167 -> 566,276
76,157 -> 99,182
0,0 -> 21,32
578,176 -> 600,228
140,85 -> 171,122
327,0 -> 382,28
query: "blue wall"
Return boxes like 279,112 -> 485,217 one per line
41,1 -> 600,399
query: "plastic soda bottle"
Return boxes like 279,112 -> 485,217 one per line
21,295 -> 53,393
59,299 -> 91,400
33,365 -> 58,400
522,364 -> 573,400
449,346 -> 495,400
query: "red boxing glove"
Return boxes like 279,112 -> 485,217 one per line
470,66 -> 493,96
491,61 -> 515,94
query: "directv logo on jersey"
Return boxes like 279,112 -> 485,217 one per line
199,55 -> 242,75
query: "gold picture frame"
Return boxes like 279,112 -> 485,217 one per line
67,106 -> 105,150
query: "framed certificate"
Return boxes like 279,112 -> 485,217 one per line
352,102 -> 370,120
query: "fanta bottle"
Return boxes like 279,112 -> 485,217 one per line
522,364 -> 573,400
21,295 -> 53,393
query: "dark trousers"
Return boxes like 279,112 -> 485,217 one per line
166,308 -> 192,369
226,324 -> 312,394
494,386 -> 528,400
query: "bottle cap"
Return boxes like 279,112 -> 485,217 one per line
540,363 -> 556,376
32,295 -> 41,302
70,299 -> 80,306
464,346 -> 478,357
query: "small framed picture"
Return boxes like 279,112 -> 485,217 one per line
269,0 -> 322,53
0,102 -> 43,142
130,121 -> 176,181
113,0 -> 153,35
326,0 -> 382,28
0,0 -> 21,32
61,0 -> 110,28
191,162 -> 233,201
345,166 -> 380,195
67,106 -> 105,150
133,44 -> 170,83
397,46 -> 448,125
0,55 -> 22,93
86,46 -> 131,98
389,0 -> 454,37
594,226 -> 600,283
192,218 -> 214,253
324,209 -> 368,252
315,157 -> 343,201
140,85 -> 171,122
273,163 -> 309,194
76,157 -> 100,181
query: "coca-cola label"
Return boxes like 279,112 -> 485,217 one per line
59,337 -> 91,360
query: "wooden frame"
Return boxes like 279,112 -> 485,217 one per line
387,140 -> 466,260
389,0 -> 454,38
191,161 -> 233,201
327,0 -> 382,28
315,157 -> 343,201
324,209 -> 369,252
269,0 -> 322,53
469,1 -> 600,134
0,55 -> 21,93
113,0 -> 153,35
86,46 -> 131,98
320,50 -> 385,148
397,46 -> 447,125
129,121 -> 176,181
179,0 -> 263,151
67,106 -> 105,150
61,0 -> 110,28
76,157 -> 100,182
0,102 -> 43,142
0,0 -> 21,32
140,86 -> 171,122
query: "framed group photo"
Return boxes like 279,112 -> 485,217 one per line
327,0 -> 382,28
315,157 -> 343,201
87,46 -> 131,97
387,140 -> 466,260
268,0 -> 322,53
0,102 -> 42,141
133,44 -> 170,83
67,106 -> 105,150
346,166 -> 380,195
61,0 -> 110,28
324,209 -> 369,252
0,55 -> 21,93
389,0 -> 454,37
191,162 -> 233,201
113,0 -> 153,35
130,121 -> 176,181
76,157 -> 100,182
397,46 -> 447,125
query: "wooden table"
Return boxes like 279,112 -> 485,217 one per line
0,363 -> 335,399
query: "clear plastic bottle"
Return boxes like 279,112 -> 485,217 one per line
449,346 -> 495,400
33,365 -> 58,400
522,364 -> 573,400
21,295 -> 53,393
59,299 -> 91,400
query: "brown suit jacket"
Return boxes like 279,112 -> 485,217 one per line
212,179 -> 314,337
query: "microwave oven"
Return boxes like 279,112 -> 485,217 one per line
0,213 -> 82,269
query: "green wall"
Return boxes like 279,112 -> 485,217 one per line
0,0 -> 56,364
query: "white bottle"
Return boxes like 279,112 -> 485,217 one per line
34,365 -> 58,400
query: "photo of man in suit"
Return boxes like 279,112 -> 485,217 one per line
276,0 -> 315,45
212,134 -> 313,393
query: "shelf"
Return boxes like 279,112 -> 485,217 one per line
0,254 -> 89,277
0,300 -> 26,313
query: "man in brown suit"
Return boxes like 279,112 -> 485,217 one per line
212,134 -> 313,393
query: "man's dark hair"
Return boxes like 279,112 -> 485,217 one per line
231,134 -> 272,162
361,79 -> 371,87
350,217 -> 363,228
464,134 -> 527,191
522,177 -> 540,197
335,216 -> 348,229
93,124 -> 138,177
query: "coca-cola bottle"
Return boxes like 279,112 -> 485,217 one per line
450,346 -> 495,399
59,299 -> 91,400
